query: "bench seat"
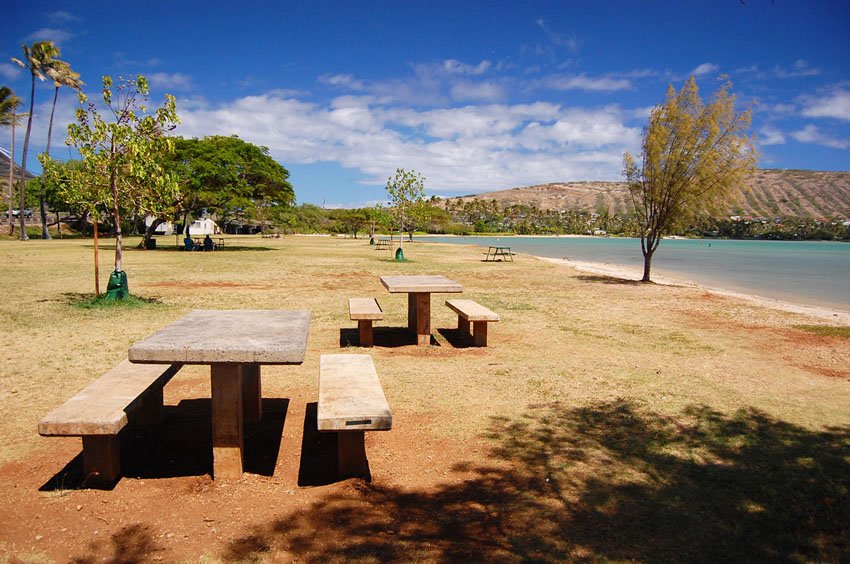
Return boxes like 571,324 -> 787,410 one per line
39,360 -> 182,484
445,299 -> 500,347
349,297 -> 384,347
318,354 -> 392,477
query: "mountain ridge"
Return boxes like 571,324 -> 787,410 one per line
444,169 -> 850,219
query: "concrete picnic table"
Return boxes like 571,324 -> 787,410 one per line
128,309 -> 310,479
380,275 -> 463,346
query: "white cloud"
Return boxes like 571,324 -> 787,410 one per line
450,81 -> 504,102
774,60 -> 820,79
758,125 -> 786,146
790,124 -> 849,149
442,59 -> 491,75
0,62 -> 22,80
800,88 -> 850,122
538,73 -> 632,92
47,11 -> 82,24
24,28 -> 73,44
173,92 -> 642,194
146,72 -> 193,91
691,63 -> 720,77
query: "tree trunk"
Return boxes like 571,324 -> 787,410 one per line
19,74 -> 36,241
39,87 -> 60,240
93,216 -> 100,295
641,250 -> 653,282
7,115 -> 16,235
138,218 -> 164,249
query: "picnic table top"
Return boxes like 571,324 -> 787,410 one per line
128,309 -> 310,365
379,275 -> 463,294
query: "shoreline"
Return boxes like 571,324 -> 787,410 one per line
538,256 -> 850,325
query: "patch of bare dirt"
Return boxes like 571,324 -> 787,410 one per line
0,387 -> 482,562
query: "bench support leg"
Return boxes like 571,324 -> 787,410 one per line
407,293 -> 417,332
82,435 -> 120,485
133,385 -> 164,427
337,431 -> 368,478
457,315 -> 470,336
242,364 -> 262,424
473,321 -> 489,347
211,364 -> 244,479
358,320 -> 374,347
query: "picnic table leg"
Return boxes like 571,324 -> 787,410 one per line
407,293 -> 417,332
415,292 -> 431,346
242,364 -> 262,424
211,364 -> 244,479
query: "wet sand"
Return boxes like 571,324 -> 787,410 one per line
539,256 -> 850,325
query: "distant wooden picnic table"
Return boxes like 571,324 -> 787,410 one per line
380,275 -> 463,346
484,246 -> 513,262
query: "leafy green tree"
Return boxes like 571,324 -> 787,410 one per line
623,76 -> 756,282
1,86 -> 25,233
50,75 -> 179,294
385,168 -> 425,258
11,41 -> 63,240
158,135 -> 294,240
38,60 -> 84,239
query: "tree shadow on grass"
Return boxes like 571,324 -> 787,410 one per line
575,274 -> 645,286
223,399 -> 850,562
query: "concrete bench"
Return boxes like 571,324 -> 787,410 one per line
317,354 -> 392,478
349,297 -> 384,347
38,360 -> 182,484
445,299 -> 500,347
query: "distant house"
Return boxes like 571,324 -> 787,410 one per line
187,217 -> 221,235
145,216 -> 221,235
145,216 -> 174,235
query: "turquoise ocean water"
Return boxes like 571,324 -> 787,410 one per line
423,236 -> 850,311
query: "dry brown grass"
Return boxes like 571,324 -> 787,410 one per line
2,234 -> 848,465
1,235 -> 849,561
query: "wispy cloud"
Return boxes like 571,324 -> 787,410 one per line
536,73 -> 633,92
535,19 -> 581,53
800,87 -> 850,122
0,62 -> 22,80
758,125 -> 786,146
790,124 -> 849,149
691,62 -> 720,77
47,11 -> 82,24
24,28 -> 74,44
112,52 -> 162,69
146,72 -> 193,91
774,60 -> 820,79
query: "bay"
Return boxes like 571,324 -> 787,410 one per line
422,236 -> 850,311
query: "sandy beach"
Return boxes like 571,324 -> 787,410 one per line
539,256 -> 850,325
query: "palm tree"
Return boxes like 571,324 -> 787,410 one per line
39,61 -> 83,238
1,86 -> 25,234
11,41 -> 62,240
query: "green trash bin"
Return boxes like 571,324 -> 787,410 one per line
395,247 -> 405,261
105,270 -> 129,300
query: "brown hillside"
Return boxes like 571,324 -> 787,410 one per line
444,169 -> 850,219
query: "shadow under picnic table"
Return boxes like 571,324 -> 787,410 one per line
39,397 -> 289,490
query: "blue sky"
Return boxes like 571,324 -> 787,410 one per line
3,1 -> 849,207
